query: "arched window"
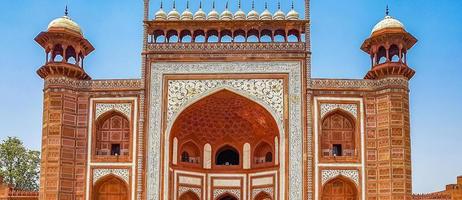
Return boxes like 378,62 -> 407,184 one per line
95,112 -> 130,157
321,111 -> 355,157
179,141 -> 200,165
65,46 -> 77,64
216,145 -> 239,166
52,44 -> 64,62
377,46 -> 387,64
253,142 -> 273,165
389,44 -> 400,62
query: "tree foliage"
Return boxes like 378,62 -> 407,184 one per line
0,137 -> 40,191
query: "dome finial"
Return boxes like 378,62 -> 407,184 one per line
64,5 -> 69,16
265,2 -> 268,9
238,0 -> 241,8
278,1 -> 281,10
291,1 -> 294,9
252,0 -> 255,9
199,0 -> 202,9
173,0 -> 176,9
186,0 -> 189,9
213,0 -> 216,9
160,0 -> 163,9
226,1 -> 229,9
386,5 -> 390,16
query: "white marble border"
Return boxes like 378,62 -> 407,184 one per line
147,61 -> 303,200
314,97 -> 365,200
85,97 -> 138,200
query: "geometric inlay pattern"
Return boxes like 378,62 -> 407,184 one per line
95,103 -> 132,120
321,169 -> 359,186
213,188 -> 241,200
320,103 -> 358,119
167,79 -> 284,125
93,168 -> 130,184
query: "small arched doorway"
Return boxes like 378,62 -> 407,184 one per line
179,191 -> 200,200
254,191 -> 272,200
217,194 -> 238,200
322,177 -> 357,200
93,175 -> 128,200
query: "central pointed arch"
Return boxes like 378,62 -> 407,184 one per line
169,89 -> 280,169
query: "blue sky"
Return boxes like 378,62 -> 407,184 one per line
0,0 -> 461,194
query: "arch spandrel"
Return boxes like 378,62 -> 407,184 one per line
166,79 -> 284,127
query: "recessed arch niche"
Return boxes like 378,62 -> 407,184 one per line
93,175 -> 129,200
321,176 -> 358,200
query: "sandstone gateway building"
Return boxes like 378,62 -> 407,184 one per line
34,1 -> 418,200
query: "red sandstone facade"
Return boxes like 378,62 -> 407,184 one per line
34,1 -> 420,200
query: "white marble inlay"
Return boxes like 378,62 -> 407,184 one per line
95,103 -> 132,120
93,168 -> 130,184
321,170 -> 359,186
320,103 -> 357,119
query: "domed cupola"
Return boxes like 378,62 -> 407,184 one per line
167,1 -> 180,20
286,1 -> 299,20
35,6 -> 94,80
194,1 -> 206,20
247,1 -> 259,20
47,11 -> 82,36
361,6 -> 417,80
273,2 -> 285,20
207,1 -> 219,20
181,0 -> 193,20
154,1 -> 167,20
220,2 -> 233,20
371,11 -> 405,35
234,0 -> 246,20
260,2 -> 272,20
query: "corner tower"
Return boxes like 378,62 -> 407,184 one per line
361,8 -> 417,80
35,8 -> 94,80
362,8 -> 417,200
35,8 -> 95,200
